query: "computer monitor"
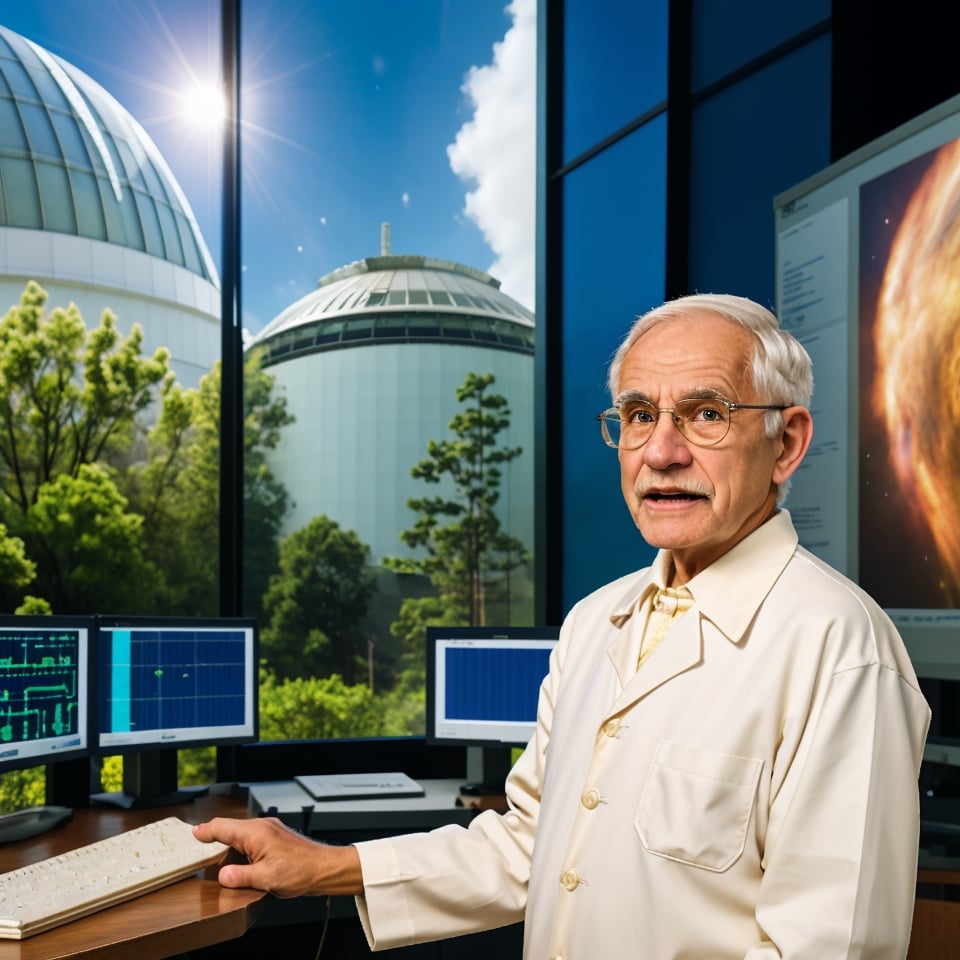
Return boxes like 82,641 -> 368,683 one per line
425,626 -> 559,791
93,615 -> 258,809
0,614 -> 92,773
0,615 -> 93,839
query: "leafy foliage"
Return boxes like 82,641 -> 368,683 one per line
258,667 -> 423,740
0,282 -> 169,612
0,283 -> 292,616
261,516 -> 377,684
124,349 -> 292,616
26,464 -> 160,613
384,372 -> 530,646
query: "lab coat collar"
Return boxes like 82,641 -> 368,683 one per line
603,511 -> 799,708
607,510 -> 799,642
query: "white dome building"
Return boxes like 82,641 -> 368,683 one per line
248,241 -> 535,622
0,25 -> 219,388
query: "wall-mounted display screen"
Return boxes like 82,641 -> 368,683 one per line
775,92 -> 960,681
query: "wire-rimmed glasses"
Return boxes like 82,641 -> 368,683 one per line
597,396 -> 787,449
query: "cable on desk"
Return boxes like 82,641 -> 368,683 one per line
314,895 -> 332,960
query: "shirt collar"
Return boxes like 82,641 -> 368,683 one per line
608,510 -> 799,642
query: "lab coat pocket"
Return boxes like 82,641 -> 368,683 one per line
635,739 -> 762,872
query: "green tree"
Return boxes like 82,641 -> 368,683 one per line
0,521 -> 37,612
26,464 -> 160,613
258,668 -> 424,740
124,348 -> 292,617
385,372 -> 529,640
0,282 -> 169,509
261,516 -> 377,683
241,348 -> 294,621
259,669 -> 384,739
0,282 -> 170,612
0,282 -> 291,616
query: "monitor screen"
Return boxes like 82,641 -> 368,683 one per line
95,615 -> 258,754
426,626 -> 559,749
774,91 -> 960,683
0,615 -> 92,773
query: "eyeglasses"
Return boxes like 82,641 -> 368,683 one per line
596,397 -> 787,449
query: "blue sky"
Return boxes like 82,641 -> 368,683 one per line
1,0 -> 535,332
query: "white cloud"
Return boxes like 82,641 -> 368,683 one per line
402,191 -> 410,207
447,0 -> 536,311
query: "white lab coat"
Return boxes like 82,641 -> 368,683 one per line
356,511 -> 931,959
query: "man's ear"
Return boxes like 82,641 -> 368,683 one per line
771,406 -> 814,487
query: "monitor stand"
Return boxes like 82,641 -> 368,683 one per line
91,750 -> 209,810
463,745 -> 513,795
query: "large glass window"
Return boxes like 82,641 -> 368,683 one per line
687,36 -> 831,304
0,4 -> 537,800
691,0 -> 830,93
238,0 -> 538,742
562,0 -> 668,162
560,117 -> 667,610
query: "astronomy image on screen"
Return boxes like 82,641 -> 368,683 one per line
859,137 -> 960,610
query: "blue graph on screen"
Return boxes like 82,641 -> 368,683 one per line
106,628 -> 246,733
444,646 -> 551,722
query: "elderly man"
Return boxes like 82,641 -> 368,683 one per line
196,294 -> 930,959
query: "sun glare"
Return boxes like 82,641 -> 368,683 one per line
179,82 -> 226,132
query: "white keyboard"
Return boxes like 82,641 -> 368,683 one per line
0,816 -> 228,940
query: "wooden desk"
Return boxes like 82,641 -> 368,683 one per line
909,864 -> 960,960
0,794 -> 267,960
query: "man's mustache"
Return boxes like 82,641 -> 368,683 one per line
633,479 -> 712,499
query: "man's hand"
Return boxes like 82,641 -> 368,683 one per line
193,817 -> 364,898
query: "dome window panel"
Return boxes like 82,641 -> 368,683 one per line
133,189 -> 165,259
0,155 -> 42,228
0,98 -> 28,152
36,160 -> 76,233
155,200 -> 185,267
70,169 -> 107,240
50,111 -> 90,167
113,137 -> 148,190
19,101 -> 60,160
174,212 -> 203,278
2,59 -> 38,101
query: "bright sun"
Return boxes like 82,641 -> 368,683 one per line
179,82 -> 226,132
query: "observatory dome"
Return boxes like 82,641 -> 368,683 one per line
0,25 -> 219,386
248,249 -> 535,623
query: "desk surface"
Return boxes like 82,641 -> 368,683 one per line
0,793 -> 267,960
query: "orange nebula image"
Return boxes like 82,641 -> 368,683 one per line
866,138 -> 960,607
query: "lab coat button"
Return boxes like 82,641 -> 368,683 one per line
560,869 -> 579,891
581,788 -> 600,809
602,720 -> 620,737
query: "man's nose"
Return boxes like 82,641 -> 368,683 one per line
641,410 -> 694,467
